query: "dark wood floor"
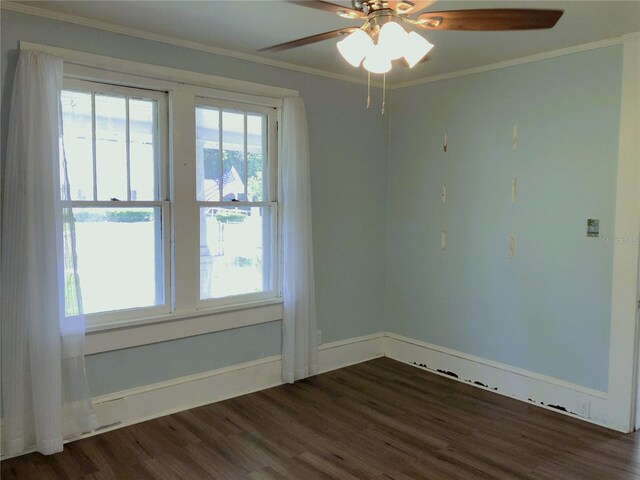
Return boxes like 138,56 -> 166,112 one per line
2,357 -> 640,479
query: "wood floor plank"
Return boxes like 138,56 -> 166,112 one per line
3,357 -> 639,479
182,441 -> 251,478
246,466 -> 290,480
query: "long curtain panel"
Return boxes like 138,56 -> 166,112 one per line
1,50 -> 96,456
280,96 -> 318,383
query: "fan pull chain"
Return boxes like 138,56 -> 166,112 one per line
367,72 -> 371,109
382,73 -> 386,115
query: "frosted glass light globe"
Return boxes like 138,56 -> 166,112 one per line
363,44 -> 392,74
378,21 -> 408,60
337,29 -> 374,67
403,31 -> 434,68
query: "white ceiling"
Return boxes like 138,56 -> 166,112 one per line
16,0 -> 640,84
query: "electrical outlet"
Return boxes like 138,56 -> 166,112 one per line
317,329 -> 322,346
577,399 -> 590,418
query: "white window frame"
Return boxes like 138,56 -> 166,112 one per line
23,41 -> 298,352
195,96 -> 280,309
61,78 -> 172,325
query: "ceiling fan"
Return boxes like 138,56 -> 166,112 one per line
259,1 -> 564,74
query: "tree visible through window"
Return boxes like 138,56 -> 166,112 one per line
203,149 -> 264,201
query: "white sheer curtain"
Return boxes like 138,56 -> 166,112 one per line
280,96 -> 318,383
1,50 -> 97,456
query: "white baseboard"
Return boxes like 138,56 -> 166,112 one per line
91,355 -> 283,434
0,355 -> 284,460
318,332 -> 385,373
0,332 -> 386,460
384,332 -> 626,432
91,332 -> 385,433
1,330 -> 627,460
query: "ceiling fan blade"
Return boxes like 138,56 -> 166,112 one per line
387,1 -> 409,14
409,1 -> 437,14
258,27 -> 359,52
388,0 -> 436,15
287,1 -> 366,19
416,9 -> 563,31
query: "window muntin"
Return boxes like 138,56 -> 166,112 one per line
196,98 -> 278,304
59,77 -> 281,326
61,79 -> 169,319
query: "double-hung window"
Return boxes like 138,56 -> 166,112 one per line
59,76 -> 281,328
195,98 -> 279,306
60,79 -> 169,321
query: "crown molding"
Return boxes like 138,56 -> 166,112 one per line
388,35 -> 635,90
3,2 -> 638,91
0,1 -> 374,87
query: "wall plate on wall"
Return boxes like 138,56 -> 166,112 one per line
587,219 -> 600,237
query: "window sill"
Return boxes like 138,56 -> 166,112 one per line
85,298 -> 283,355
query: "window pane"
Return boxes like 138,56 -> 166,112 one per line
196,106 -> 221,201
129,99 -> 158,200
247,114 -> 265,202
95,95 -> 127,200
200,206 -> 271,300
68,207 -> 164,314
222,111 -> 246,201
61,90 -> 94,200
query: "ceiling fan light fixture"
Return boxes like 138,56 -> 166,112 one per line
338,10 -> 362,19
362,44 -> 392,74
403,31 -> 433,68
337,29 -> 373,67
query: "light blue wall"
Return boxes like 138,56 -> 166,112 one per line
1,10 -> 389,395
86,321 -> 282,396
1,10 -> 626,397
386,46 -> 623,392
